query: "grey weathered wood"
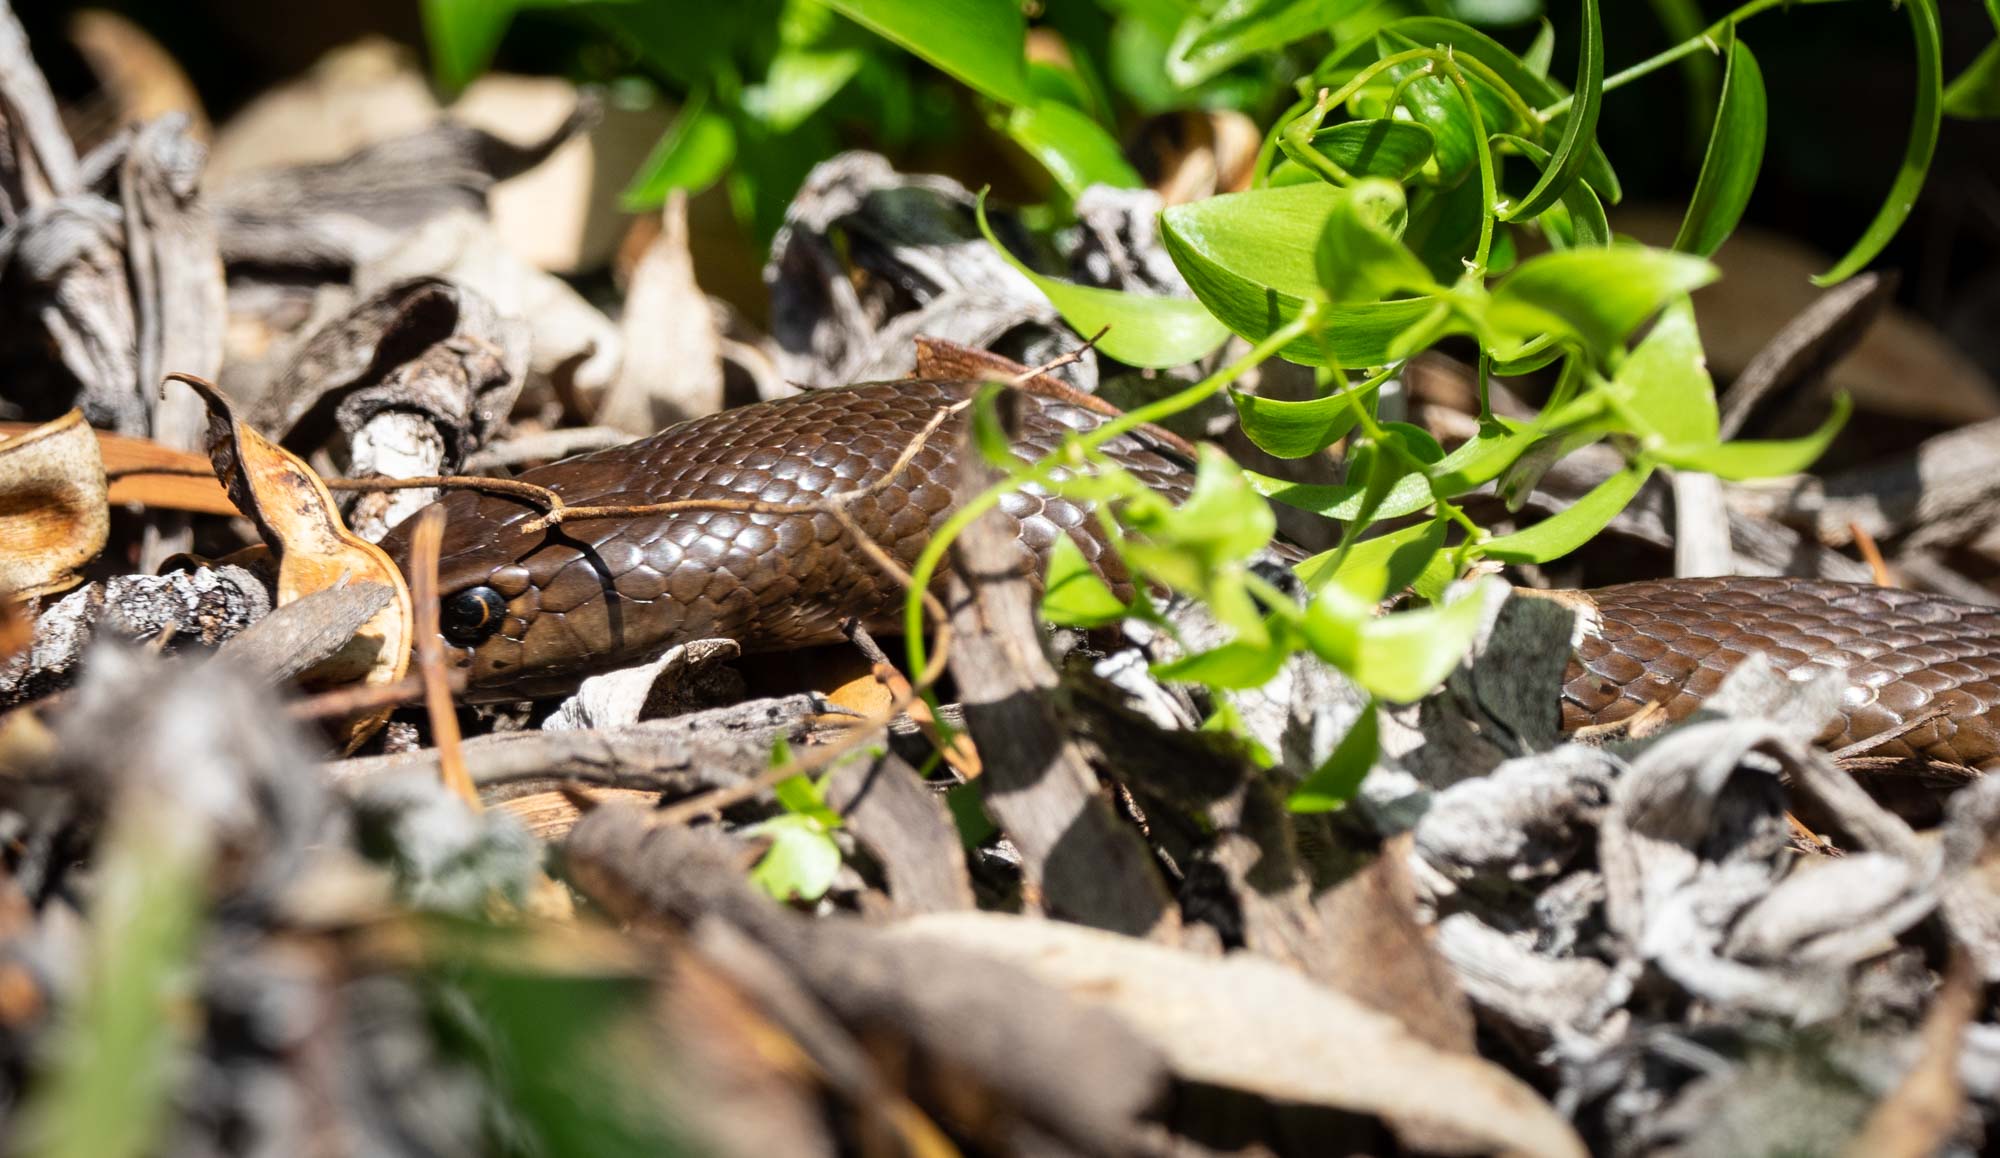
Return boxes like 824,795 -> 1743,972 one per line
823,751 -> 975,916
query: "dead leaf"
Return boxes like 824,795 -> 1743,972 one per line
69,9 -> 209,138
2,421 -> 234,515
887,912 -> 1588,1158
169,372 -> 411,747
0,410 -> 109,600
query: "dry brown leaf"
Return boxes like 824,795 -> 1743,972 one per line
889,913 -> 1588,1158
0,410 -> 110,600
68,9 -> 209,138
170,373 -> 411,747
1,421 -> 235,515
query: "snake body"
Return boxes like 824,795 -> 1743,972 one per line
382,378 -> 2000,767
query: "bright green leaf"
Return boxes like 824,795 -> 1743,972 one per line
1296,515 -> 1449,602
1162,183 -> 1437,364
1315,178 -> 1438,303
1655,392 -> 1851,480
421,0 -> 518,92
1614,295 -> 1717,447
1232,378 -> 1382,458
1494,133 -> 1609,248
750,814 -> 844,902
621,91 -> 737,210
1672,30 -> 1766,257
1477,460 -> 1653,563
820,0 -> 1034,106
975,193 -> 1230,368
1042,533 -> 1132,627
1487,246 -> 1717,358
1814,0 -> 1941,285
1502,0 -> 1601,222
1288,700 -> 1379,812
1271,118 -> 1439,185
1170,0 -> 1379,86
1348,577 -> 1494,702
1245,466 -> 1436,521
1006,98 -> 1143,197
745,47 -> 867,133
1153,637 -> 1292,689
773,774 -> 845,829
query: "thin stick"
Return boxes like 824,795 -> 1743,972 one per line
406,506 -> 478,810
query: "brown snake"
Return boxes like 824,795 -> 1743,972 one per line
380,377 -> 2000,768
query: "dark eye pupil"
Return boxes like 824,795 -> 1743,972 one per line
440,586 -> 506,646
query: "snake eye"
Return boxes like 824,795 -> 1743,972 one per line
440,585 -> 506,647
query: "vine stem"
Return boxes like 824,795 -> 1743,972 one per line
1537,0 -> 1847,119
899,307 -> 1321,680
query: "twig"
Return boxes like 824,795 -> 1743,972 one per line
405,507 -> 477,810
1850,521 -> 1893,587
288,669 -> 462,721
842,619 -> 979,779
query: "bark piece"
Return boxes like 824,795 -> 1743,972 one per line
822,751 -> 975,916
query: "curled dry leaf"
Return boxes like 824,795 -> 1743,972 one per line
170,373 -> 411,746
0,410 -> 109,600
1,421 -> 234,515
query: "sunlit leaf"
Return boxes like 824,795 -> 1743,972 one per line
821,0 -> 1034,106
1006,98 -> 1143,197
1614,295 -> 1716,447
976,194 -> 1230,368
1270,118 -> 1439,185
1348,577 -> 1494,701
1153,636 -> 1292,689
1288,699 -> 1379,812
1814,0 -> 1941,284
1494,133 -> 1608,248
1502,0 -> 1601,222
1170,0 -> 1379,87
1654,393 -> 1851,480
1426,414 -> 1541,497
749,814 -> 843,902
1245,466 -> 1435,521
421,0 -> 517,92
1296,515 -> 1449,602
1486,247 -> 1717,358
1041,533 -> 1131,627
622,90 -> 737,210
1232,379 -> 1381,458
1162,183 -> 1436,364
1368,17 -> 1621,202
1672,30 -> 1766,257
745,47 -> 866,133
1315,178 -> 1437,303
1477,460 -> 1653,563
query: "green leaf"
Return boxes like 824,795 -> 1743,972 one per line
1171,0 -> 1379,86
745,47 -> 867,133
1374,36 -> 1479,182
1944,39 -> 2000,119
421,0 -> 517,93
1348,578 -> 1493,701
820,0 -> 1034,106
1372,16 -> 1622,203
1524,18 -> 1555,77
1502,0 -> 1601,222
1672,30 -> 1766,257
1245,465 -> 1436,521
1232,379 -> 1381,458
773,773 -> 845,829
1297,515 -> 1449,601
1042,533 -> 1132,627
1426,414 -> 1543,497
1271,119 -> 1439,185
1614,295 -> 1716,446
1494,133 -> 1608,248
1153,636 -> 1292,689
1006,98 -> 1143,197
1316,178 -> 1438,303
1162,183 -> 1438,364
749,814 -> 843,902
1655,393 -> 1851,480
1814,0 -> 1941,284
1123,446 -> 1277,639
1487,247 -> 1717,359
19,809 -> 206,1158
1288,699 -> 1379,812
975,193 -> 1229,368
621,91 -> 738,210
1477,460 -> 1653,563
